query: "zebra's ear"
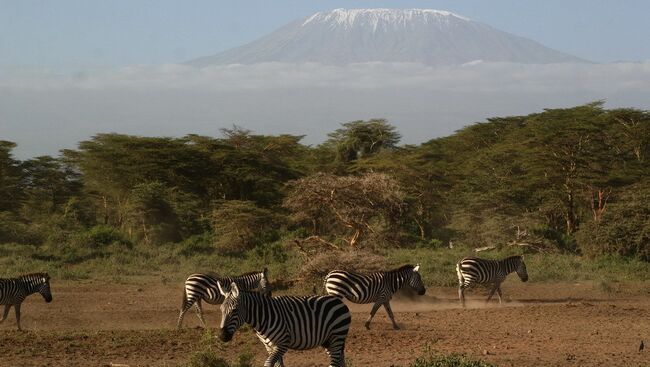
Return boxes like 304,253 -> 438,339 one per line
414,264 -> 420,272
230,282 -> 240,297
216,281 -> 228,297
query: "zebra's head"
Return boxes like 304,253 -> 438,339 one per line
38,273 -> 53,303
409,265 -> 426,295
516,256 -> 529,282
217,281 -> 245,342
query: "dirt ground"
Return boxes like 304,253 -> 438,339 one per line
0,279 -> 648,367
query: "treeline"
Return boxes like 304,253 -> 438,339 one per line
1,102 -> 648,260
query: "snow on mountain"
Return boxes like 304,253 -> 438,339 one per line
188,8 -> 586,66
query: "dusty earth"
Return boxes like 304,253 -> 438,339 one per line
0,279 -> 648,367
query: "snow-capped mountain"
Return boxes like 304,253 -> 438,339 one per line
188,8 -> 585,66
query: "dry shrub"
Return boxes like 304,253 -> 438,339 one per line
284,172 -> 406,247
299,249 -> 391,287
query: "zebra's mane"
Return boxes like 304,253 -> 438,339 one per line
17,272 -> 49,280
502,255 -> 523,262
206,269 -> 264,280
233,269 -> 265,277
386,264 -> 415,273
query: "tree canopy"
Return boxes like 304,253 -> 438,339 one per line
1,103 -> 649,258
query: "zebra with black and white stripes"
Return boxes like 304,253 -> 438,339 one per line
0,272 -> 52,330
324,264 -> 426,330
177,268 -> 271,329
456,255 -> 528,307
218,281 -> 351,367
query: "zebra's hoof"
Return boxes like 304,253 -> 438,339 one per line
364,322 -> 370,330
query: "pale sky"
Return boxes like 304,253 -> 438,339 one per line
2,0 -> 649,68
1,1 -> 649,159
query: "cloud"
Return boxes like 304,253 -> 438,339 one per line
1,62 -> 649,158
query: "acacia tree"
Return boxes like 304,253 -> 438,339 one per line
211,200 -> 281,253
188,129 -> 304,207
284,172 -> 406,247
65,134 -> 213,226
355,146 -> 452,241
126,181 -> 181,245
0,141 -> 23,212
21,156 -> 81,215
325,119 -> 401,163
522,103 -> 617,234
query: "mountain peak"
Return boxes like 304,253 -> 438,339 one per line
302,8 -> 470,29
188,8 -> 585,66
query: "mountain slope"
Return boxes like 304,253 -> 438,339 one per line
188,8 -> 585,66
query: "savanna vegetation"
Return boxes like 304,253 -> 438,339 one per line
1,102 -> 649,287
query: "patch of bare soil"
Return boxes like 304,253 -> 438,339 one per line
0,280 -> 648,366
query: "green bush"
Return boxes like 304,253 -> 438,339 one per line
417,238 -> 444,249
212,200 -> 282,254
575,183 -> 650,260
410,353 -> 495,367
70,225 -> 132,249
184,350 -> 230,367
176,233 -> 216,257
0,212 -> 44,245
182,329 -> 255,367
252,241 -> 288,264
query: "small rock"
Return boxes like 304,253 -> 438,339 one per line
527,329 -> 532,334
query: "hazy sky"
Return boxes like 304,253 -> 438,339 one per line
2,1 -> 650,159
2,0 -> 649,68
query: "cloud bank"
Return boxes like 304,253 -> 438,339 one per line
1,62 -> 649,158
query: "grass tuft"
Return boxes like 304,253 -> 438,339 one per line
410,352 -> 495,367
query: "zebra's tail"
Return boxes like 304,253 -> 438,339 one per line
455,261 -> 465,287
180,284 -> 190,310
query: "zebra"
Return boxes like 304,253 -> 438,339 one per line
324,264 -> 426,330
0,272 -> 52,330
176,268 -> 271,329
218,281 -> 351,367
456,255 -> 528,307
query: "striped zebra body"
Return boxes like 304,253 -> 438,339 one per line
177,268 -> 270,329
0,273 -> 52,330
218,282 -> 351,367
456,255 -> 528,307
324,265 -> 425,330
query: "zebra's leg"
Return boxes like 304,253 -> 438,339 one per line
383,302 -> 400,330
194,299 -> 207,328
326,340 -> 346,367
458,285 -> 466,308
496,286 -> 503,304
485,284 -> 498,304
14,303 -> 21,330
364,302 -> 382,330
176,297 -> 192,329
261,341 -> 284,367
0,304 -> 11,322
264,347 -> 287,367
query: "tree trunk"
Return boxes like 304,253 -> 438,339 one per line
349,228 -> 362,247
565,189 -> 577,234
590,187 -> 611,223
102,196 -> 109,225
414,217 -> 425,240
